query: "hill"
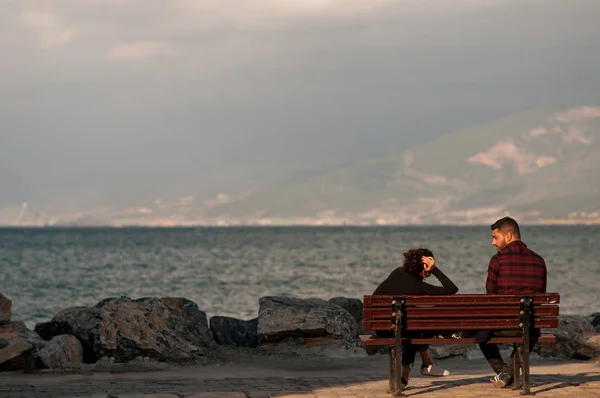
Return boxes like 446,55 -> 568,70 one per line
203,105 -> 600,225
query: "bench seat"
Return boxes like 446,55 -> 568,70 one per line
359,333 -> 557,346
360,293 -> 560,396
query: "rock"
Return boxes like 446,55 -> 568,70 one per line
464,345 -> 514,361
429,344 -> 469,359
35,321 -> 74,341
210,316 -> 258,348
0,321 -> 46,372
0,341 -> 32,366
34,307 -> 111,363
537,315 -> 598,359
588,313 -> 600,332
157,297 -> 209,328
583,334 -> 600,359
464,346 -> 486,360
37,335 -> 83,369
38,296 -> 216,363
0,321 -> 46,351
431,342 -> 515,360
257,296 -> 358,355
328,297 -> 363,329
0,342 -> 38,373
0,293 -> 11,324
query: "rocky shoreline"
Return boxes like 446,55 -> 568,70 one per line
1,292 -> 599,373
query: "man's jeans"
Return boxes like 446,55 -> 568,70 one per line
478,329 -> 540,376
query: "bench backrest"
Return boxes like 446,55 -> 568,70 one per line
363,293 -> 560,332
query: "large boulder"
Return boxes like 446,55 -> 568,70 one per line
0,321 -> 46,371
328,297 -> 363,330
536,315 -> 599,359
37,335 -> 83,369
429,343 -> 514,360
35,321 -> 74,341
588,313 -> 600,333
583,335 -> 600,359
429,344 -> 470,359
257,296 -> 358,356
210,316 -> 258,348
35,296 -> 216,363
34,307 -> 111,363
0,341 -> 34,371
0,293 -> 11,324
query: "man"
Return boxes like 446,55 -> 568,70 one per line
479,216 -> 547,388
369,248 -> 458,387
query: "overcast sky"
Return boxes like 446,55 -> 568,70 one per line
2,0 -> 600,213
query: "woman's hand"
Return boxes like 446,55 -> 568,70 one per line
422,256 -> 436,272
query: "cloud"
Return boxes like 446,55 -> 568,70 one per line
525,106 -> 598,145
550,106 -> 599,145
19,11 -> 72,48
169,0 -> 389,29
562,126 -> 593,145
106,41 -> 172,61
402,151 -> 415,169
9,0 -> 510,55
2,0 -> 600,214
155,196 -> 195,209
468,139 -> 556,174
527,126 -> 548,137
535,156 -> 557,168
554,106 -> 600,123
402,150 -> 471,191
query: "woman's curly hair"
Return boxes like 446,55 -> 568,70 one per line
403,248 -> 434,278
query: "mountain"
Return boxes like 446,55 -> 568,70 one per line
203,104 -> 600,225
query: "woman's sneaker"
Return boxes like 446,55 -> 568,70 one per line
421,364 -> 450,376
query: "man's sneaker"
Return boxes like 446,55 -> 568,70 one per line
421,364 -> 450,377
490,372 -> 514,388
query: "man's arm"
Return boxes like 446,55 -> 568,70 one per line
541,258 -> 547,293
419,268 -> 459,295
485,256 -> 499,294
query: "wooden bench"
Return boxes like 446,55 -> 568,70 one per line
359,293 -> 560,396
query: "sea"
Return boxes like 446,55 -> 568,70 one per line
1,226 -> 598,329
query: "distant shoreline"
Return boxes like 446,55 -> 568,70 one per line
1,223 -> 600,229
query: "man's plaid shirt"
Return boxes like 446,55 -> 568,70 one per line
486,240 -> 547,294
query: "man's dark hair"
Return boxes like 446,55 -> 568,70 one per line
490,216 -> 521,239
403,248 -> 434,278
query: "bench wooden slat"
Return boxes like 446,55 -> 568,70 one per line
364,293 -> 560,307
363,317 -> 558,331
364,305 -> 559,319
359,334 -> 557,346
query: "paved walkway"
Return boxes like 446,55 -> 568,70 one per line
0,355 -> 599,398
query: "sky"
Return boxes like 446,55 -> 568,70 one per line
2,0 -> 600,216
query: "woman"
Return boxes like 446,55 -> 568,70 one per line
368,248 -> 459,387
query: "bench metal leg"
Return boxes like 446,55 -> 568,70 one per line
520,297 -> 534,396
513,344 -> 521,390
393,340 -> 403,395
388,347 -> 396,393
388,346 -> 403,396
388,300 -> 404,396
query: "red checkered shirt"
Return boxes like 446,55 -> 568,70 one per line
485,240 -> 547,294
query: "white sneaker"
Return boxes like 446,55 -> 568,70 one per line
421,364 -> 450,377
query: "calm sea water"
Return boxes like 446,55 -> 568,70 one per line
1,226 -> 598,329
